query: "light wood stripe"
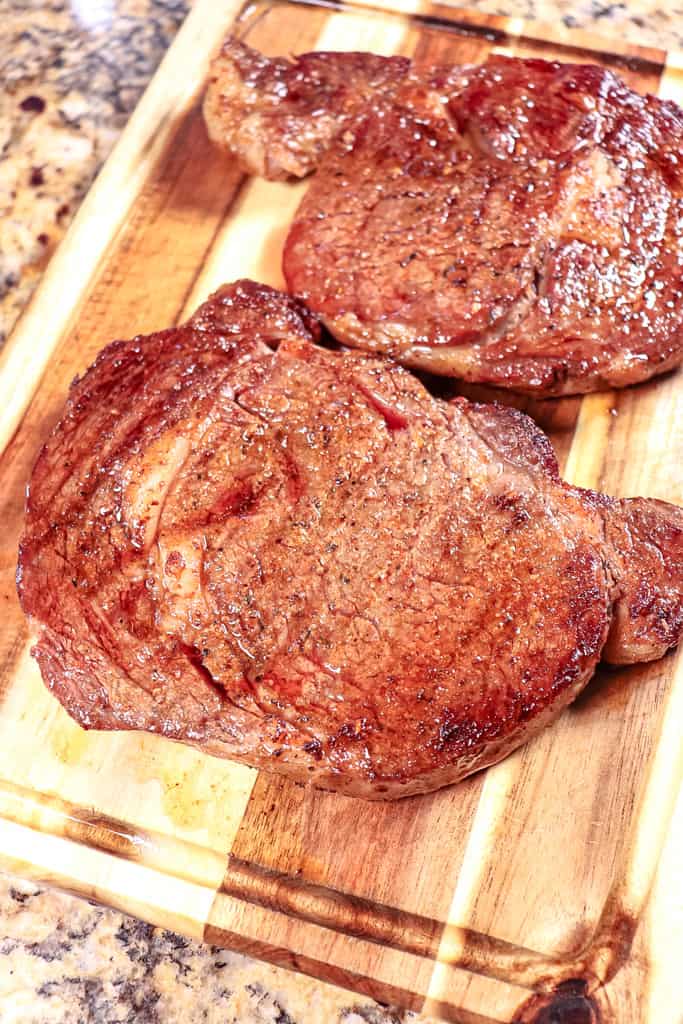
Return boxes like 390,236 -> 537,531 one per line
563,393 -> 615,490
595,649 -> 683,982
0,651 -> 257,885
180,179 -> 307,312
490,16 -> 525,57
659,52 -> 683,102
644,784 -> 683,1022
0,776 -> 228,889
423,763 -> 519,1014
0,818 -> 213,940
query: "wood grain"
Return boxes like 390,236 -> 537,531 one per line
0,2 -> 681,1022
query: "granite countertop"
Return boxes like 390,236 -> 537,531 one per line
1,1 -> 682,1022
1,879 -> 412,1024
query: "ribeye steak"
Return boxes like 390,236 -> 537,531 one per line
18,282 -> 683,798
205,42 -> 683,396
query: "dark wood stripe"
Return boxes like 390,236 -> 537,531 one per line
226,769 -> 484,972
503,34 -> 665,79
411,0 -> 499,63
282,0 -> 506,43
202,916 -> 504,1024
218,853 -> 591,991
222,854 -> 441,957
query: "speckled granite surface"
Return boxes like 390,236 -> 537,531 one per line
460,0 -> 683,48
0,877 -> 415,1024
1,1 -> 682,1021
0,0 -> 186,344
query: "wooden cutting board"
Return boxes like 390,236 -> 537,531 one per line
1,1 -> 682,1020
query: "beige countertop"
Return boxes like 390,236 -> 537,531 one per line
1,2 -> 682,1022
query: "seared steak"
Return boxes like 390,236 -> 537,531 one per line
204,41 -> 410,181
205,42 -> 683,396
18,282 -> 683,799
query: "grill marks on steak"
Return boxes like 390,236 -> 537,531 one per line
205,42 -> 683,395
18,283 -> 683,799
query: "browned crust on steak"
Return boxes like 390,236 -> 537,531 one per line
602,497 -> 683,664
203,39 -> 410,181
205,41 -> 683,396
17,282 -> 683,798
